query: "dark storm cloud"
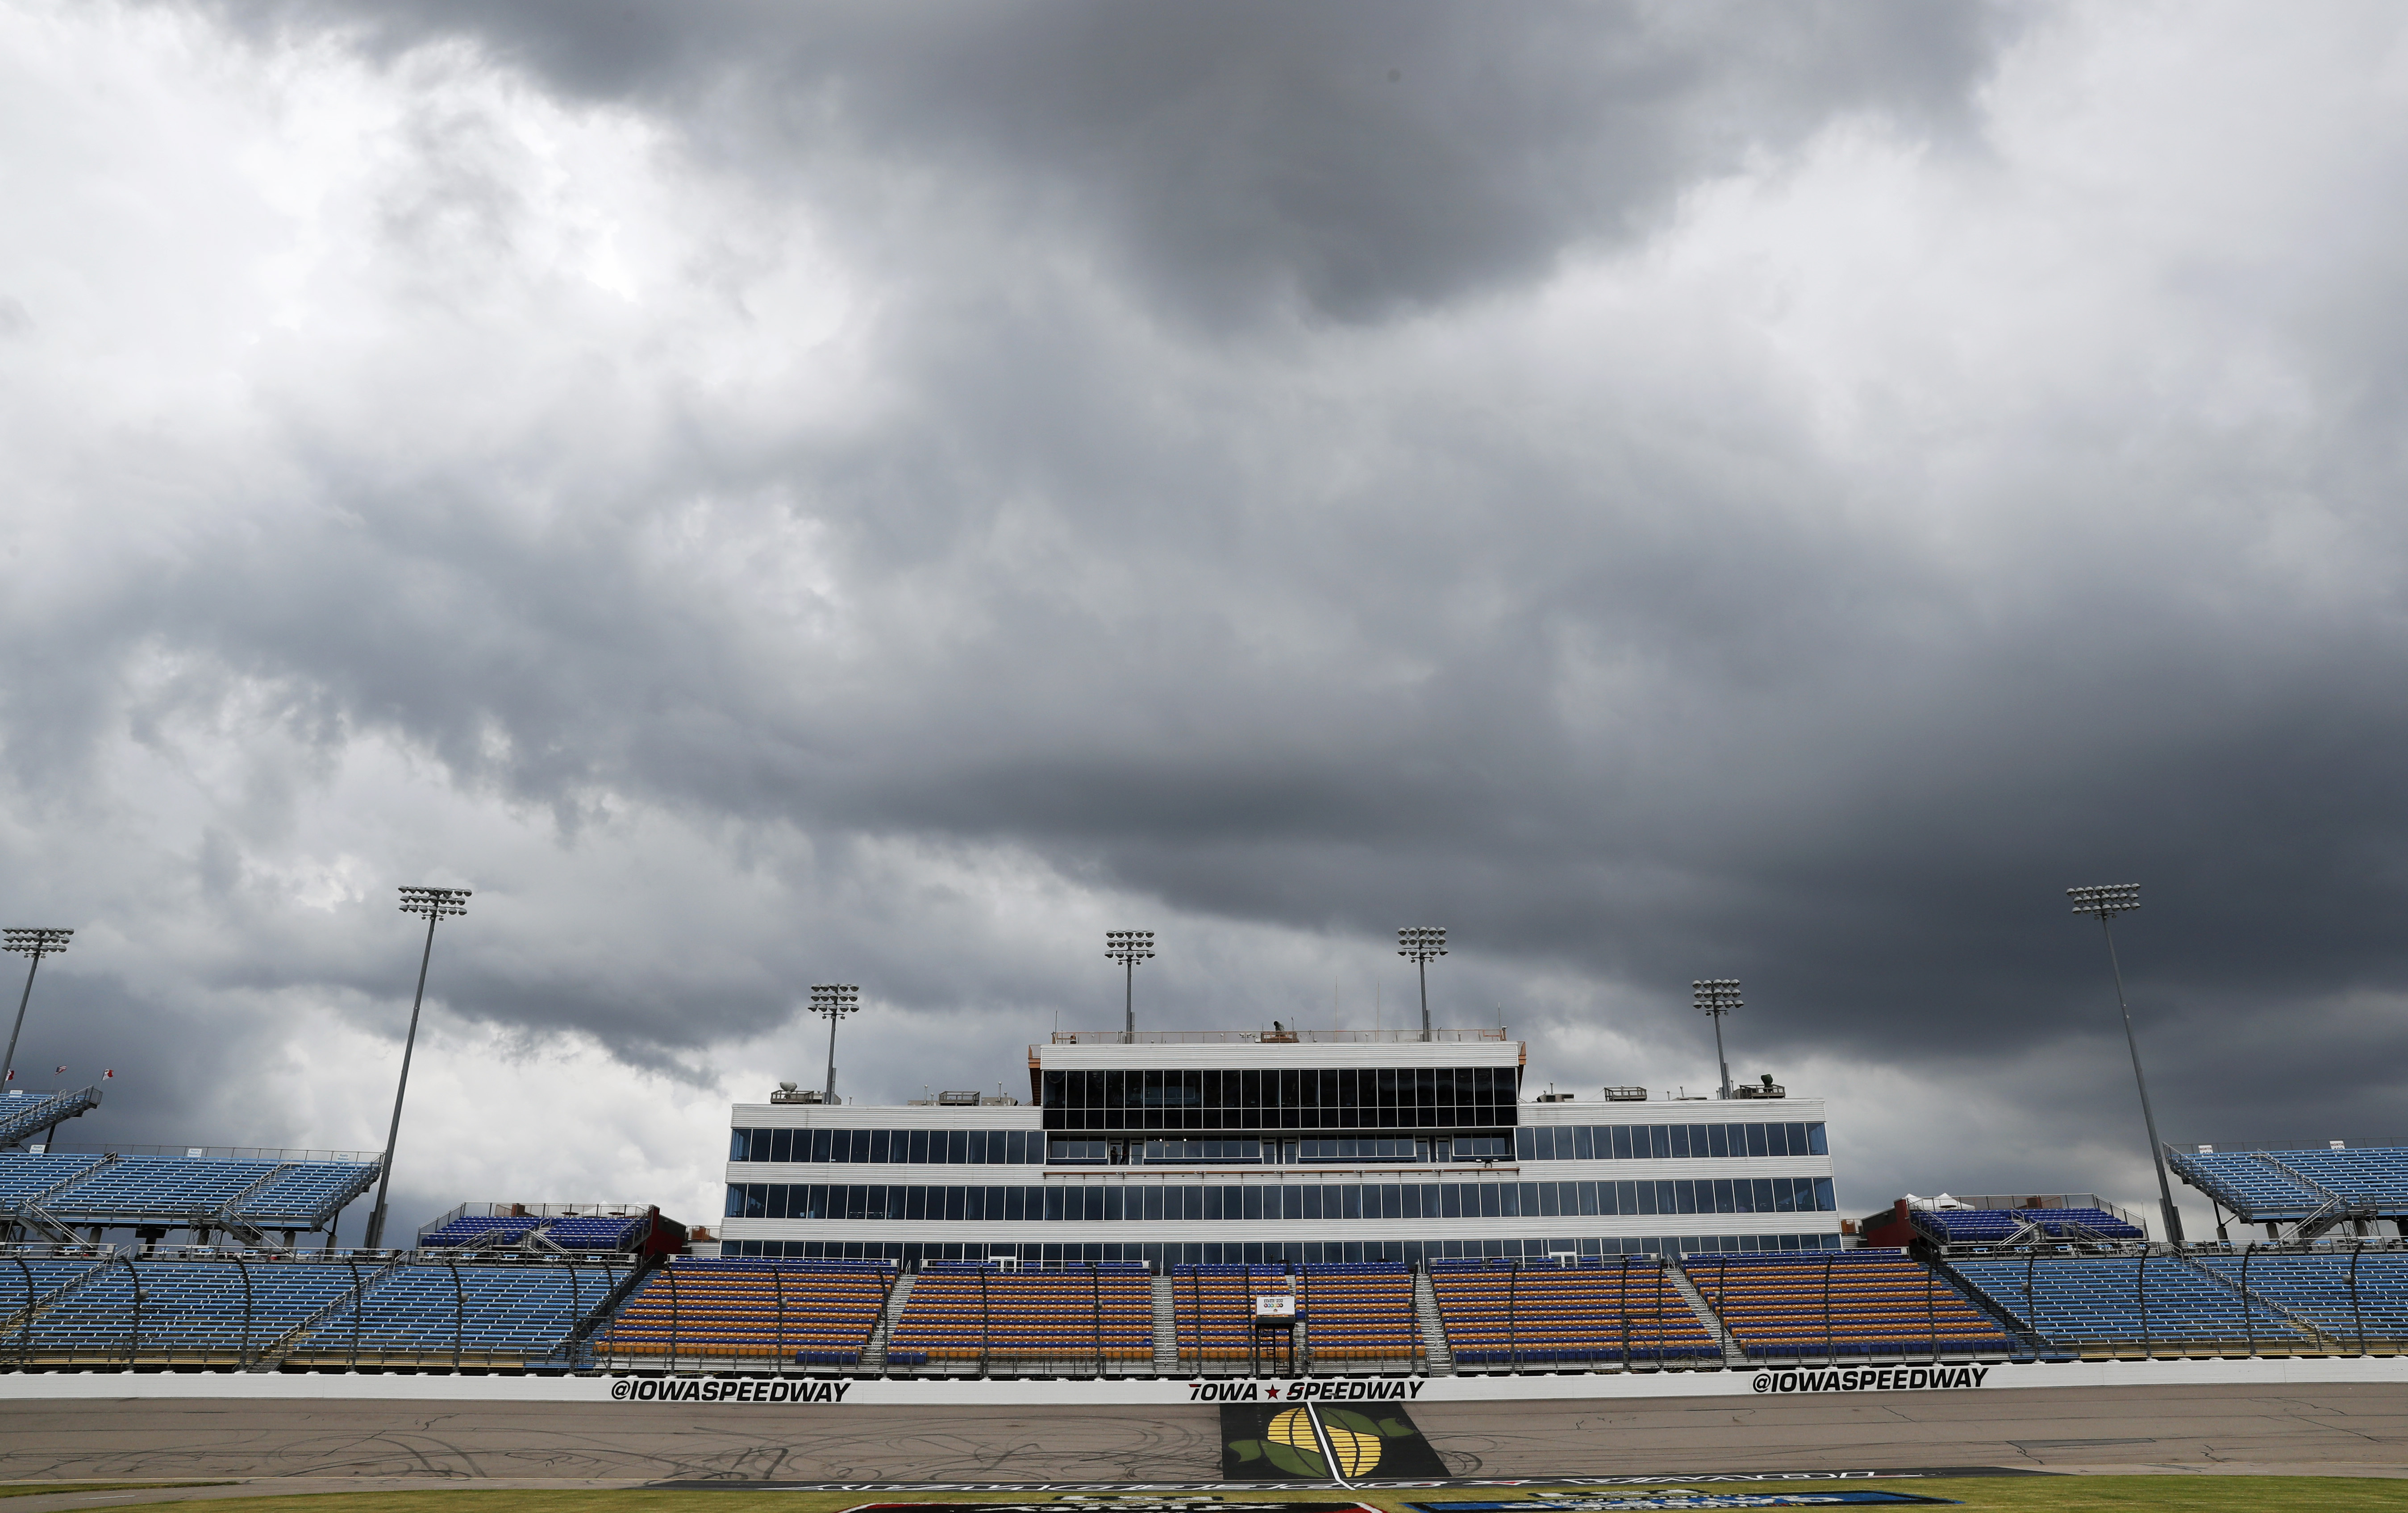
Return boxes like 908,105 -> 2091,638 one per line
220,0 -> 2007,319
10,1 -> 2408,1239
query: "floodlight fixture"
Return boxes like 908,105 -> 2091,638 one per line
2,927 -> 73,1094
808,983 -> 862,1102
365,886 -> 471,1249
1397,927 -> 1448,1041
2068,882 -> 2184,1246
1105,931 -> 1154,1042
1693,979 -> 1742,1100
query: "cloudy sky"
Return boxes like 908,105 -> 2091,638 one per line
4,0 -> 2405,1243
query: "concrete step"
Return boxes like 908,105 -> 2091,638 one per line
1412,1268 -> 1454,1374
861,1269 -> 915,1372
1663,1258 -> 1750,1365
1152,1274 -> 1179,1371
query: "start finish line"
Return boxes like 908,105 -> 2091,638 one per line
0,1353 -> 2402,1403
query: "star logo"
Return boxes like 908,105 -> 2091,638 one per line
1264,1384 -> 1281,1398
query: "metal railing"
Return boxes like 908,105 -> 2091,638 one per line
1044,1028 -> 1513,1046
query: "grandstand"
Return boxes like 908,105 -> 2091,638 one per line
2172,1144 -> 2408,1242
1428,1255 -> 1723,1367
1684,1249 -> 2021,1360
0,1148 -> 378,1250
2192,1247 -> 2408,1352
0,1085 -> 103,1150
418,1203 -> 686,1256
1949,1251 -> 2317,1356
1171,1263 -> 1296,1371
2,1248 -> 635,1369
885,1260 -> 1153,1373
1858,1193 -> 2147,1251
592,1257 -> 894,1368
1296,1260 -> 1423,1369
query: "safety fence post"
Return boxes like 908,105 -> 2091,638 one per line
978,1262 -> 991,1377
1617,1256 -> 1631,1371
121,1254 -> 142,1370
1091,1262 -> 1104,1376
1507,1260 -> 1519,1374
1823,1254 -> 1836,1366
665,1260 -> 679,1376
234,1255 -> 253,1370
346,1256 -> 364,1370
2137,1251 -> 2150,1360
1926,1262 -> 1938,1364
2350,1243 -> 2365,1356
444,1255 -> 463,1372
12,1254 -> 32,1372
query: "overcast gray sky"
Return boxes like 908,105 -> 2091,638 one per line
3,0 -> 2405,1242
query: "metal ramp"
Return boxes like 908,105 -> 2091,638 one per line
0,1086 -> 103,1149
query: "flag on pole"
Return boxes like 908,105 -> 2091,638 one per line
103,1069 -> 114,1080
54,1065 -> 65,1075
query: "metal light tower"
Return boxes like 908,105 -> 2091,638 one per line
2069,883 -> 2184,1247
1105,931 -> 1154,1042
2,927 -> 73,1092
809,983 -> 861,1102
1397,927 -> 1447,1041
1694,979 -> 1741,1099
365,886 -> 471,1250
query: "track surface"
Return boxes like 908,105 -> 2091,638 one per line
0,1382 -> 2402,1490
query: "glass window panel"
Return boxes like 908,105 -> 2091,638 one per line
1580,1180 -> 1601,1216
1478,1184 -> 1500,1218
1610,1126 -> 1632,1160
1374,1184 -> 1395,1219
810,1129 -> 832,1162
864,1129 -> 887,1163
963,1131 -> 983,1164
1645,1126 -> 1666,1159
1741,1122 -> 1765,1158
773,1128 -> 796,1163
1668,1180 -> 1691,1215
1537,1182 -> 1559,1217
1669,1125 -> 1690,1160
1702,1125 -> 1725,1160
1003,1186 -> 1022,1221
723,1184 -> 744,1218
1400,1183 -> 1420,1220
1340,1185 -> 1361,1220
1574,1126 -> 1596,1160
1283,1185 -> 1303,1219
1815,1176 -> 1835,1210
1808,1123 -> 1828,1156
1755,1178 -> 1777,1212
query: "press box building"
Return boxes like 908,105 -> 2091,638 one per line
719,1028 -> 1841,1265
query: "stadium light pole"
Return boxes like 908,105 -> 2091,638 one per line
2,927 -> 74,1093
364,887 -> 471,1251
1694,980 -> 1741,1100
1397,928 -> 1447,1041
809,983 -> 861,1103
1105,931 -> 1154,1043
2069,883 -> 2185,1247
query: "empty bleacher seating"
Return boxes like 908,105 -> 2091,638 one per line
595,1257 -> 892,1365
2193,1250 -> 2408,1350
1914,1207 -> 2146,1244
1429,1256 -> 1721,1365
0,1151 -> 376,1240
2262,1149 -> 2408,1213
1950,1253 -> 2312,1354
1171,1264 -> 1294,1368
286,1259 -> 625,1367
15,1256 -> 359,1366
1297,1262 -> 1421,1368
0,1087 -> 103,1149
1685,1250 -> 2018,1359
2169,1152 -> 2334,1219
418,1215 -> 547,1248
544,1214 -> 647,1250
886,1261 -> 1151,1369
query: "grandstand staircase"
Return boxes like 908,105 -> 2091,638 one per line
1927,1254 -> 2053,1356
1664,1261 -> 1750,1365
2170,1248 -> 2349,1352
860,1269 -> 915,1374
6,1155 -> 112,1243
202,1163 -> 299,1251
0,1253 -> 114,1338
1411,1268 -> 1454,1374
1151,1274 -> 1178,1372
248,1252 -> 412,1371
560,1255 -> 659,1368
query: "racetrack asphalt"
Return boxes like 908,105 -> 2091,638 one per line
0,1380 -> 2402,1509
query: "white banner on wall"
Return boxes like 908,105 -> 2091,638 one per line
0,1353 -> 2402,1405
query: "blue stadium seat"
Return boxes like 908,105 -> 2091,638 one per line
1950,1254 -> 2312,1353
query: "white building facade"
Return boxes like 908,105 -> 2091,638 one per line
718,1030 -> 1841,1266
